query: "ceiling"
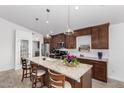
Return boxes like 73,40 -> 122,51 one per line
0,5 -> 124,36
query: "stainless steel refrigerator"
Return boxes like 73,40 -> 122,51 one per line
41,43 -> 50,56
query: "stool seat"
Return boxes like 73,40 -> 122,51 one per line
32,70 -> 46,76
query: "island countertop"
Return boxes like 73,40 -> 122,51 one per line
26,57 -> 92,82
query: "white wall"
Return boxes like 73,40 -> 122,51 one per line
0,17 -> 41,71
109,23 -> 124,82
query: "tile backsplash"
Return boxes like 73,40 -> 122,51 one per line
68,49 -> 109,59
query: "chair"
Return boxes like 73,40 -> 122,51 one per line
21,58 -> 31,82
31,63 -> 46,88
48,69 -> 71,88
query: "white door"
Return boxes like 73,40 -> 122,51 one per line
20,40 -> 29,58
15,30 -> 32,70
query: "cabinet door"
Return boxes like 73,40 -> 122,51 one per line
99,25 -> 109,49
94,61 -> 107,82
65,35 -> 76,49
91,27 -> 99,49
91,23 -> 109,49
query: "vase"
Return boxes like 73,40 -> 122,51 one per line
98,52 -> 103,59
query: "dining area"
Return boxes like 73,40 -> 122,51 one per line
21,56 -> 92,88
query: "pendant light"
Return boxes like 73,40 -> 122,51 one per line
64,5 -> 74,35
46,9 -> 51,39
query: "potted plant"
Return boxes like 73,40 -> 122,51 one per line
63,53 -> 80,67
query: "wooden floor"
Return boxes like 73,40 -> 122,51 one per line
0,69 -> 124,88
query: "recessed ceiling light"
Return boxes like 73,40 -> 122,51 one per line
75,6 -> 79,10
46,20 -> 49,24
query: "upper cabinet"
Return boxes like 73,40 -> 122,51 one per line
65,28 -> 91,49
74,28 -> 91,37
44,23 -> 109,50
44,37 -> 51,44
65,35 -> 76,49
91,23 -> 109,49
52,33 -> 65,48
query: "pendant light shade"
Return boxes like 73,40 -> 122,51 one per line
64,5 -> 74,35
46,9 -> 52,39
46,34 -> 51,39
64,27 -> 74,35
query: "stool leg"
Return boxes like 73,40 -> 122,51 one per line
40,77 -> 43,88
30,69 -> 32,81
21,69 -> 24,82
35,78 -> 37,88
32,76 -> 35,88
26,69 -> 27,78
43,75 -> 46,86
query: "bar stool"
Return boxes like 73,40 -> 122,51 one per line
48,69 -> 71,88
31,63 -> 46,88
21,57 -> 31,82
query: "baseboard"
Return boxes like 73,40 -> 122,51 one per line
108,76 -> 124,82
14,65 -> 21,70
0,66 -> 14,72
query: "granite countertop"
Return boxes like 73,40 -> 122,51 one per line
77,56 -> 108,62
27,57 -> 92,82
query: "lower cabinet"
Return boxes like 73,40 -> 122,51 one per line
79,58 -> 107,82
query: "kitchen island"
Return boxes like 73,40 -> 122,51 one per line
27,57 -> 93,88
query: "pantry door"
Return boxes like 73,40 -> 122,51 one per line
15,30 -> 32,70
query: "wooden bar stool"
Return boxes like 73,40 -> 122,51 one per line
21,58 -> 31,82
48,69 -> 72,88
31,63 -> 46,88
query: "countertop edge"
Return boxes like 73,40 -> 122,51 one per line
77,56 -> 108,62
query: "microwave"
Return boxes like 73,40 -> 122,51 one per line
57,42 -> 65,49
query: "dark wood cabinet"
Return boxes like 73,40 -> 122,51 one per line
91,23 -> 109,49
65,35 -> 76,49
44,37 -> 51,44
79,58 -> 107,82
49,33 -> 66,51
44,23 -> 109,50
74,27 -> 91,36
99,24 -> 109,49
93,61 -> 107,82
91,27 -> 99,49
